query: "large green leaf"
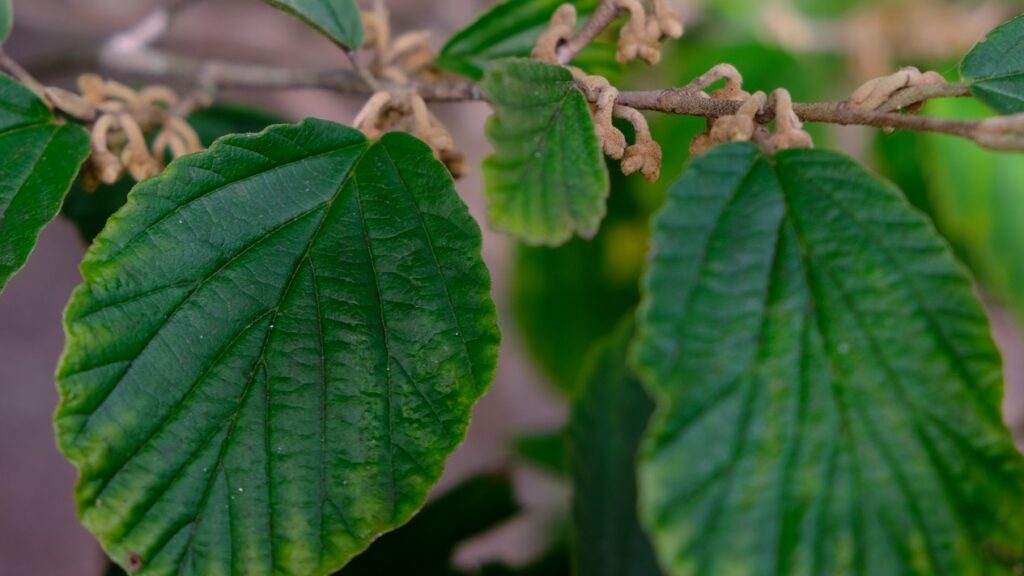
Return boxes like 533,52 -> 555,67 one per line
261,0 -> 363,49
878,97 -> 1024,326
437,0 -> 617,81
106,473 -> 519,576
62,104 -> 286,244
0,0 -> 12,43
569,320 -> 660,576
961,14 -> 1024,114
0,72 -> 89,293
56,119 -> 500,575
634,143 -> 1024,575
482,58 -> 609,246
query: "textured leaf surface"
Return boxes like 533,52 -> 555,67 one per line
437,0 -> 616,80
482,58 -> 609,246
878,98 -> 1024,326
62,104 -> 286,243
261,0 -> 363,48
0,0 -> 11,43
56,119 -> 499,575
0,72 -> 89,293
634,143 -> 1024,575
569,321 -> 660,576
961,15 -> 1024,114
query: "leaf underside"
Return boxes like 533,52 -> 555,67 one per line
56,119 -> 499,576
482,58 -> 609,247
634,143 -> 1024,575
261,0 -> 363,49
569,320 -> 661,576
0,72 -> 90,293
960,14 -> 1024,114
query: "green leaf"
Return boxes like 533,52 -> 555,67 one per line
0,72 -> 89,294
569,320 -> 660,576
104,473 -> 519,576
56,119 -> 500,575
634,143 -> 1024,575
62,104 -> 286,244
961,14 -> 1024,114
513,429 -> 568,477
513,156 -> 650,392
0,0 -> 12,44
338,473 -> 519,575
878,97 -> 1024,327
482,58 -> 609,246
261,0 -> 363,49
438,0 -> 617,81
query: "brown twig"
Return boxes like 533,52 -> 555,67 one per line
556,0 -> 622,64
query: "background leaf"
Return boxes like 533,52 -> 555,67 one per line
482,58 -> 609,246
960,14 -> 1024,114
437,0 -> 619,81
0,72 -> 89,294
56,120 -> 499,575
261,0 -> 363,48
568,319 -> 660,576
0,0 -> 12,44
634,143 -> 1024,575
62,104 -> 285,243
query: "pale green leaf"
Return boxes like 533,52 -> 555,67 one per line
0,0 -> 12,44
482,58 -> 609,246
0,72 -> 90,293
961,14 -> 1024,114
569,320 -> 660,576
634,143 -> 1024,575
437,0 -> 618,81
261,0 -> 363,48
56,119 -> 499,575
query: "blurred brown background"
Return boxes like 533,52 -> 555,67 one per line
1,0 -> 1022,573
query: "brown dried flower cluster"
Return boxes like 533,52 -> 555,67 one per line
614,0 -> 684,65
687,66 -> 813,155
46,75 -> 202,190
355,4 -> 465,177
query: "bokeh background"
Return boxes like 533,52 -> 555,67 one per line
2,0 -> 1023,573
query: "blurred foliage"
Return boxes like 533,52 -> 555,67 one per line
62,104 -> 285,243
876,97 -> 1024,322
513,429 -> 568,478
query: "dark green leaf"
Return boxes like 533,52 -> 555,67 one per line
337,473 -> 519,575
62,104 -> 286,243
0,0 -> 12,43
513,154 -> 649,392
480,545 -> 571,576
0,72 -> 89,293
878,97 -> 1024,326
569,320 -> 660,576
482,58 -> 609,246
961,14 -> 1024,114
634,143 -> 1024,575
438,0 -> 618,81
56,119 -> 500,575
513,429 -> 568,477
261,0 -> 363,49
